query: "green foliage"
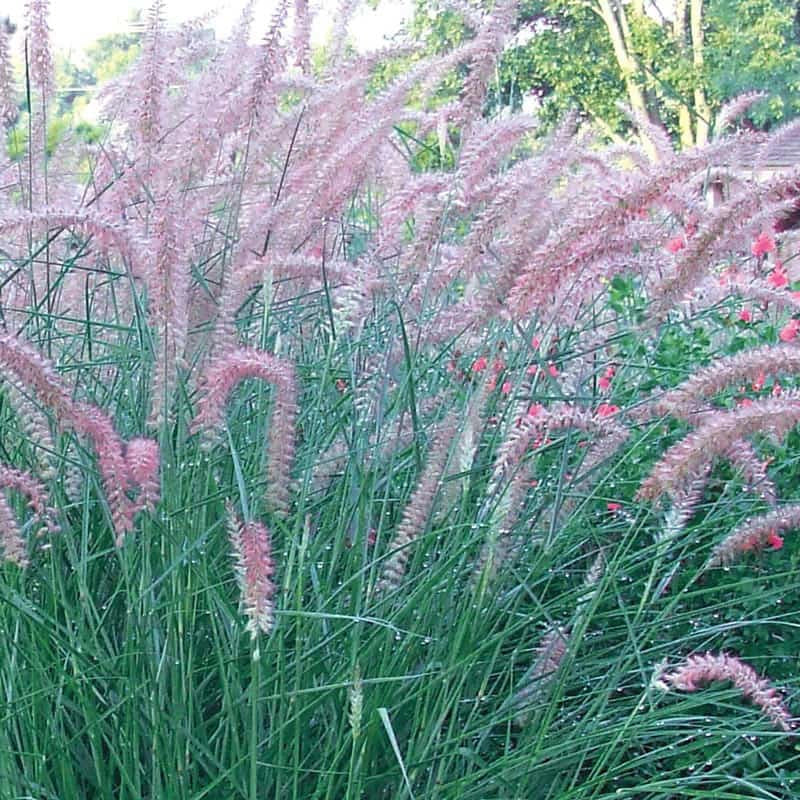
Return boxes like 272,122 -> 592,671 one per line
5,111 -> 71,160
411,0 -> 471,53
705,0 -> 800,127
497,2 -> 631,129
2,14 -> 140,161
84,29 -> 141,84
3,254 -> 799,798
413,0 -> 800,140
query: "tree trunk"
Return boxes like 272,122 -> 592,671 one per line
595,0 -> 658,159
672,0 -> 695,148
690,0 -> 710,145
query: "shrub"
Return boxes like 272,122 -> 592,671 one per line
0,1 -> 797,797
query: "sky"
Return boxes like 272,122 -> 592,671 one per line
4,0 -> 413,63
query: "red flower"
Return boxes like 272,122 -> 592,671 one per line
767,263 -> 788,289
751,232 -> 776,258
596,403 -> 619,417
666,235 -> 685,254
547,363 -> 559,377
598,364 -> 615,391
606,501 -> 622,512
738,308 -> 752,323
751,371 -> 765,392
471,356 -> 488,372
527,403 -> 543,417
766,530 -> 784,550
779,318 -> 800,342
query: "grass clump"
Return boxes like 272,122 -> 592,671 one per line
0,2 -> 798,798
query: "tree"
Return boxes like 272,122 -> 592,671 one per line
582,0 -> 800,150
411,0 -> 800,153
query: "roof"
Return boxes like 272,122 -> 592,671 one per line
724,132 -> 800,170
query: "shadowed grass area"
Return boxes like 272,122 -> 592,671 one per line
0,265 -> 797,798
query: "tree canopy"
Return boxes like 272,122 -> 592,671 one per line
411,0 -> 800,152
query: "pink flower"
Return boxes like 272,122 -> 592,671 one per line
501,380 -> 512,394
738,308 -> 752,323
659,652 -> 794,731
226,503 -> 276,637
596,403 -> 619,417
192,349 -> 297,515
706,505 -> 800,568
531,336 -> 540,349
768,263 -> 788,289
779,318 -> 800,342
527,403 -> 543,417
752,232 -> 776,258
25,0 -> 54,96
751,371 -> 765,392
0,466 -> 59,567
471,356 -> 488,372
666,235 -> 685,253
124,437 -> 160,515
606,501 -> 622,512
738,533 -> 759,552
547,363 -> 559,378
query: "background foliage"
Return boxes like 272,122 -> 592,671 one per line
412,0 -> 800,142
